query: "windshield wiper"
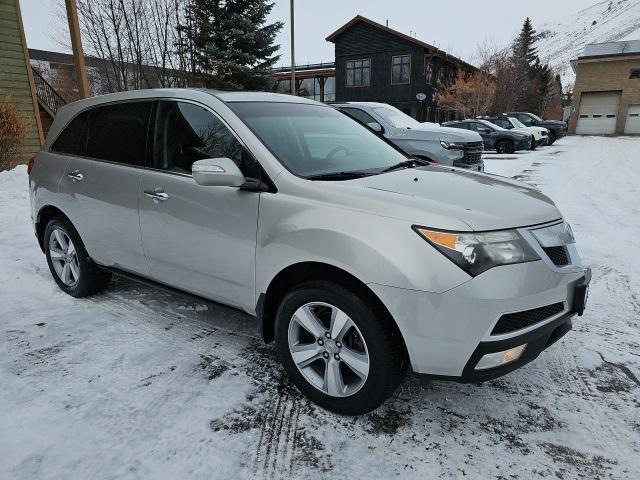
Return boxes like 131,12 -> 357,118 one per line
379,158 -> 430,174
306,170 -> 373,181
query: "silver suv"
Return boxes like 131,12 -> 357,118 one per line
29,90 -> 590,415
332,102 -> 484,171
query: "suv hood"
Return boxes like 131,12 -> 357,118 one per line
344,166 -> 561,231
394,125 -> 482,143
539,120 -> 566,128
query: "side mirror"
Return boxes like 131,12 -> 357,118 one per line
192,158 -> 246,187
367,122 -> 384,133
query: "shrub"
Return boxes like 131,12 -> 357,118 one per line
0,96 -> 29,171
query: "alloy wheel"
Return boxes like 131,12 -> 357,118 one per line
287,302 -> 370,397
49,228 -> 80,287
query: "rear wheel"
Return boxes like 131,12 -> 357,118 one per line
275,281 -> 406,415
44,217 -> 111,297
496,140 -> 514,154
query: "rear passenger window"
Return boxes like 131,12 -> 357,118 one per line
152,101 -> 260,178
86,101 -> 152,166
51,110 -> 90,155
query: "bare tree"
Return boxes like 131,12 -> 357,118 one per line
57,0 -> 191,94
436,71 -> 494,118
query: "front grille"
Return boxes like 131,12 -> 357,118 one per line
460,141 -> 483,164
543,246 -> 569,266
541,131 -> 548,136
492,302 -> 565,335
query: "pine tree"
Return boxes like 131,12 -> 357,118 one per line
179,0 -> 283,90
512,17 -> 538,68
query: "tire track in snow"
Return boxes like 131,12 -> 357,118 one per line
253,393 -> 301,480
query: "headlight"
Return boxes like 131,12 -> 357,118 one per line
413,227 -> 540,276
440,141 -> 465,150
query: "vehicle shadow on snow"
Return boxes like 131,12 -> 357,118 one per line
83,272 -> 634,479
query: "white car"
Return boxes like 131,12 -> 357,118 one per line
484,116 -> 549,149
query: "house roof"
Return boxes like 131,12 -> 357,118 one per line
581,40 -> 640,58
325,15 -> 477,71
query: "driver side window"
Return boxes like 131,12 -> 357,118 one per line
153,101 -> 260,179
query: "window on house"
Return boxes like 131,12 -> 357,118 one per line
630,69 -> 640,79
425,59 -> 434,85
346,59 -> 370,87
391,55 -> 411,84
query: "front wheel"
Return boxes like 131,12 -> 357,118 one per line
44,217 -> 111,297
275,281 -> 406,415
496,140 -> 514,154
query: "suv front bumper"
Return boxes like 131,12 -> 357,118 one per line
369,261 -> 590,379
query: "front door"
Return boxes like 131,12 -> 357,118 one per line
139,100 -> 261,312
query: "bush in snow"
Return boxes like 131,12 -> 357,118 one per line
0,96 -> 28,171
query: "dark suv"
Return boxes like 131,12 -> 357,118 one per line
443,119 -> 532,154
506,112 -> 567,145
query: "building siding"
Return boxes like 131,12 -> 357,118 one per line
331,21 -> 472,121
0,0 -> 43,165
569,54 -> 640,134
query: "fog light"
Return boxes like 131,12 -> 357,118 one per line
475,344 -> 527,370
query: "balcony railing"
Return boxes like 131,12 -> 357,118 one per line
31,67 -> 66,116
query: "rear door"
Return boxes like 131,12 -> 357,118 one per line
60,101 -> 152,275
138,100 -> 261,311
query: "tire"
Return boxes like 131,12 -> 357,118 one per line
44,217 -> 111,297
275,280 -> 407,415
547,131 -> 556,145
496,140 -> 514,154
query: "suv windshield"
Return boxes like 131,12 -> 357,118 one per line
509,117 -> 526,128
530,113 -> 544,122
229,102 -> 409,178
372,104 -> 422,129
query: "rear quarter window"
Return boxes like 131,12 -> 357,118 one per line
50,110 -> 91,155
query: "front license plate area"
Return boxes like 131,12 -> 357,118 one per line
572,268 -> 592,316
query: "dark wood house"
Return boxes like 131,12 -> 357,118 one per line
326,15 -> 478,122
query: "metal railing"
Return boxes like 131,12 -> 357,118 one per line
31,67 -> 67,115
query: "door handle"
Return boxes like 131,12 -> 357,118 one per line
144,189 -> 170,203
67,170 -> 83,182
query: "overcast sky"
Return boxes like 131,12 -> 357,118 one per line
21,0 -> 592,67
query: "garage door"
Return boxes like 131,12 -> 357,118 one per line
576,92 -> 621,135
624,104 -> 640,134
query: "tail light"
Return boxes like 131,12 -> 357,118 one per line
27,157 -> 35,175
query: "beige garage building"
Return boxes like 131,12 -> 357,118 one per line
569,41 -> 640,135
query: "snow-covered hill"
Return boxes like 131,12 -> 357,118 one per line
535,0 -> 640,85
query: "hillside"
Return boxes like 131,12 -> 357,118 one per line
535,0 -> 640,84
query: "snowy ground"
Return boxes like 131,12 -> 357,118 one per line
1,136 -> 639,480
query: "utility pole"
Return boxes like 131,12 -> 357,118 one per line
290,0 -> 296,95
65,0 -> 89,99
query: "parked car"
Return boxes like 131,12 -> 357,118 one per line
481,116 -> 549,149
29,90 -> 590,415
443,119 -> 533,154
332,102 -> 484,171
505,112 -> 567,145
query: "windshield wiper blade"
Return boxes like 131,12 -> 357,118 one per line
306,171 -> 372,181
379,158 -> 429,174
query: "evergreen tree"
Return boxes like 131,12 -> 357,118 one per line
512,17 -> 538,69
179,0 -> 283,90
